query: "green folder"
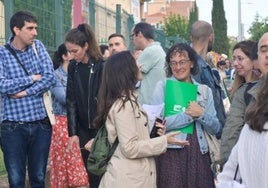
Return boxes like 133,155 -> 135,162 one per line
164,80 -> 198,134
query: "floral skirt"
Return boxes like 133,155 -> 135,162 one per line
49,115 -> 89,188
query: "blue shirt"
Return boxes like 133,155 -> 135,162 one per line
151,76 -> 221,153
0,39 -> 55,121
50,66 -> 67,115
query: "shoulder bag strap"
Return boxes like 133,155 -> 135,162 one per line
107,137 -> 119,161
32,42 -> 39,60
4,44 -> 30,76
234,164 -> 243,183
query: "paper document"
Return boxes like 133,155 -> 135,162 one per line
142,103 -> 164,132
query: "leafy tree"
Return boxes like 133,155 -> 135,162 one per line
211,0 -> 229,55
248,14 -> 268,41
228,36 -> 238,58
187,1 -> 198,41
163,13 -> 188,41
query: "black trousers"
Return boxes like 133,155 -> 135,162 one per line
78,126 -> 100,188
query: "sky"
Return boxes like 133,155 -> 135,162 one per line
195,0 -> 268,39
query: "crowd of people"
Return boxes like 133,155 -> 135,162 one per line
0,10 -> 268,188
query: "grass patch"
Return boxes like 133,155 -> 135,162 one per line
0,150 -> 6,176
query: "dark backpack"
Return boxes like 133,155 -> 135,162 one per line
87,124 -> 119,176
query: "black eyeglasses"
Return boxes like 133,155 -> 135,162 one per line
169,59 -> 190,68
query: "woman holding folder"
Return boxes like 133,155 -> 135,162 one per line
151,43 -> 221,188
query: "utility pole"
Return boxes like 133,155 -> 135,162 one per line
238,0 -> 242,41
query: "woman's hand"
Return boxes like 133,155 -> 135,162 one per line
185,101 -> 204,118
84,138 -> 94,151
155,119 -> 166,136
67,135 -> 79,152
166,131 -> 190,146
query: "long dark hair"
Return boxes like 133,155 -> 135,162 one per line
65,23 -> 101,61
52,43 -> 68,70
245,75 -> 268,132
231,40 -> 259,98
93,51 -> 139,128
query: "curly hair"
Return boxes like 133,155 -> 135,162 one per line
165,43 -> 199,77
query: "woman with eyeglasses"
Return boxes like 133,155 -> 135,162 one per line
220,40 -> 261,166
151,43 -> 221,188
230,40 -> 260,99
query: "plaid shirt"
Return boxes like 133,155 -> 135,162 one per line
0,39 -> 55,122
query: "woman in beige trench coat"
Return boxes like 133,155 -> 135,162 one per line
92,51 -> 189,188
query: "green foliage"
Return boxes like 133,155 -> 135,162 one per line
228,37 -> 237,58
248,14 -> 268,41
163,13 -> 189,41
187,2 -> 198,41
212,0 -> 229,56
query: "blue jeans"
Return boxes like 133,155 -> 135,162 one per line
1,121 -> 52,188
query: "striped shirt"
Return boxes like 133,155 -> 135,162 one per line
0,39 -> 55,122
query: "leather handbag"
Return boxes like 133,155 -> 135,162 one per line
204,131 -> 221,164
204,131 -> 221,176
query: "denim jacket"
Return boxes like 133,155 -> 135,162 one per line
50,66 -> 67,116
151,76 -> 221,154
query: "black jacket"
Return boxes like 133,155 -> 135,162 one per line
67,59 -> 104,136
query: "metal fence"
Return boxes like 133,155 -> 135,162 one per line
0,0 -> 135,52
0,1 -> 5,46
1,0 -> 72,52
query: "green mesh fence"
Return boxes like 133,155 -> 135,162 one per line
3,0 -> 72,53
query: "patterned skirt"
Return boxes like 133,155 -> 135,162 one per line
49,115 -> 89,188
156,129 -> 215,188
